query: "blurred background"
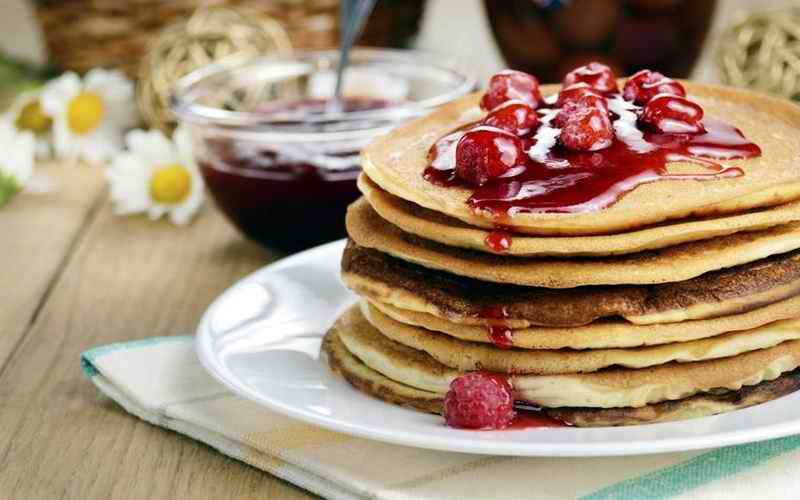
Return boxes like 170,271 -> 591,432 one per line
4,0 -> 799,91
3,0 -> 800,251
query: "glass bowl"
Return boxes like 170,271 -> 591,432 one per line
171,48 -> 476,252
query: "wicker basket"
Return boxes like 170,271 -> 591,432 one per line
34,0 -> 425,77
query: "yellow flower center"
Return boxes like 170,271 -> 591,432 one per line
16,100 -> 52,135
67,93 -> 104,134
150,164 -> 192,204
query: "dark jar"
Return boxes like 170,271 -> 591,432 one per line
484,0 -> 716,83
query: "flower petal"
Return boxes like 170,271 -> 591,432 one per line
174,125 -> 198,170
41,72 -> 81,116
126,129 -> 179,167
107,152 -> 153,215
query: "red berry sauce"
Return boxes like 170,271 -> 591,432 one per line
424,69 -> 762,249
506,406 -> 568,430
427,115 -> 757,215
200,97 -> 393,251
487,325 -> 514,349
255,96 -> 393,116
480,305 -> 514,349
484,229 -> 513,253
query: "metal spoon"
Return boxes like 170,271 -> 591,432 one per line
330,0 -> 377,113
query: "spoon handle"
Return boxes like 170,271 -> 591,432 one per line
332,0 -> 377,111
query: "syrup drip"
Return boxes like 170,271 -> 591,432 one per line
487,325 -> 514,349
484,229 -> 513,253
506,409 -> 568,429
480,305 -> 514,349
470,376 -> 568,430
424,99 -> 761,222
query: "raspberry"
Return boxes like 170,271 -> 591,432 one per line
640,94 -> 705,134
443,372 -> 515,430
552,85 -> 609,128
551,104 -> 576,129
481,101 -> 539,135
559,106 -> 614,151
455,127 -> 525,186
480,70 -> 542,111
562,62 -> 618,93
556,83 -> 605,109
623,69 -> 686,105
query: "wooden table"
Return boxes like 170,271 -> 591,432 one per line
0,163 -> 315,498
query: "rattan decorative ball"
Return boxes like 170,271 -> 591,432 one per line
717,9 -> 800,101
137,6 -> 293,133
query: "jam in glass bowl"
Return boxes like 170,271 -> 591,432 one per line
171,49 -> 476,252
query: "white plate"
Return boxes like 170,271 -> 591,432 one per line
196,239 -> 800,457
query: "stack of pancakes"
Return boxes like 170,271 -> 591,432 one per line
322,82 -> 800,427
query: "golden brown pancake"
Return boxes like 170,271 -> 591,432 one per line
361,82 -> 800,236
370,294 -> 800,349
324,330 -> 800,427
330,305 -> 800,408
546,373 -> 800,427
361,301 -> 800,375
325,329 -> 451,415
347,198 -> 800,287
359,174 -> 800,257
343,241 -> 800,327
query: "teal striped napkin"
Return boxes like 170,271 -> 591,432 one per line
82,336 -> 800,500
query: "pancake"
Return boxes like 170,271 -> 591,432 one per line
331,305 -> 800,408
359,174 -> 800,257
343,241 -> 800,327
325,328 -> 450,414
370,293 -> 800,349
324,330 -> 800,427
361,82 -> 800,236
362,301 -> 800,375
546,371 -> 800,426
347,198 -> 800,287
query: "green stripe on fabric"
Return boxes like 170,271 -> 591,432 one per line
582,435 -> 800,500
80,336 -> 193,378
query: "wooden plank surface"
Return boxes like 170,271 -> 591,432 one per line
0,170 -> 316,498
0,163 -> 105,367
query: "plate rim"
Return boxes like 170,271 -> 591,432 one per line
195,239 -> 800,457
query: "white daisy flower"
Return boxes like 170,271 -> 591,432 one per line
41,69 -> 138,165
106,125 -> 204,225
0,122 -> 35,206
3,89 -> 53,159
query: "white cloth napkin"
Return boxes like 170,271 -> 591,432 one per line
82,336 -> 800,500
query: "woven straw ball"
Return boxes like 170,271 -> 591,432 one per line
718,9 -> 800,101
137,6 -> 292,132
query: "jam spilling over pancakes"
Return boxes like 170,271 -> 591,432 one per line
424,65 -> 762,226
441,370 -> 568,430
422,65 -> 766,382
480,304 -> 515,349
